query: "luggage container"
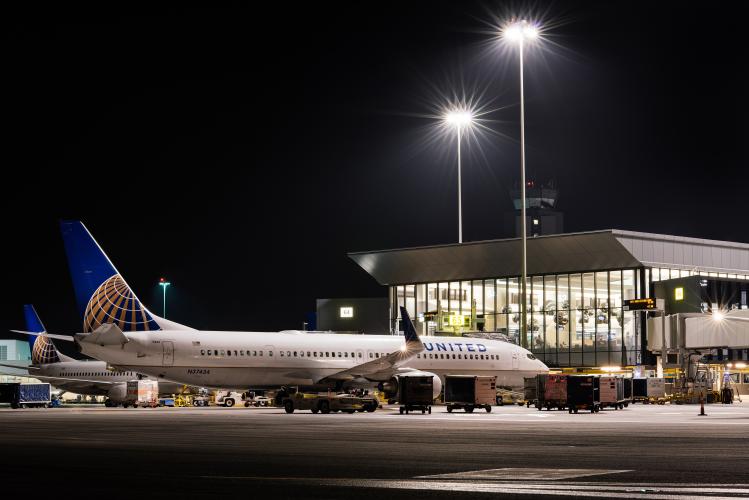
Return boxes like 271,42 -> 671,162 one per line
539,374 -> 568,410
396,375 -> 433,414
632,377 -> 666,404
125,380 -> 159,408
444,375 -> 496,413
567,375 -> 600,413
0,383 -> 51,408
523,377 -> 537,408
599,377 -> 626,410
622,378 -> 632,406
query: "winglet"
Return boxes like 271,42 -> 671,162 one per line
400,306 -> 422,345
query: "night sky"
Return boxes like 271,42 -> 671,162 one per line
3,2 -> 747,343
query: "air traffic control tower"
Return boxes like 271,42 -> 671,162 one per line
505,180 -> 563,237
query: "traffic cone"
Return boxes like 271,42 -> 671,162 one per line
698,394 -> 706,416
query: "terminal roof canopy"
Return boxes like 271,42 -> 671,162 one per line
348,230 -> 749,286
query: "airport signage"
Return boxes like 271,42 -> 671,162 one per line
339,307 -> 354,318
623,298 -> 656,311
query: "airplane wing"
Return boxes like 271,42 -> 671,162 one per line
10,330 -> 76,342
0,361 -> 37,371
23,374 -> 118,386
317,306 -> 424,383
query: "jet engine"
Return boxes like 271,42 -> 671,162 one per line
379,371 -> 442,401
106,383 -> 128,404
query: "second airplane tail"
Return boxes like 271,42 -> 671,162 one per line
24,304 -> 69,364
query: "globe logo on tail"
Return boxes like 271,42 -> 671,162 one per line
32,336 -> 60,365
84,275 -> 160,333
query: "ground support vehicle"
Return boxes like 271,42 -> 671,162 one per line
0,383 -> 51,408
244,396 -> 272,407
214,390 -> 245,407
125,380 -> 158,408
567,375 -> 600,413
538,374 -> 568,411
280,392 -> 378,414
396,375 -> 434,414
599,377 -> 626,410
496,388 -> 524,406
444,375 -> 495,413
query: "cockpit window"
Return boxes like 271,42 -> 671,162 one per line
526,353 -> 537,360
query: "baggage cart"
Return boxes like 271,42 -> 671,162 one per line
397,375 -> 433,414
567,375 -> 600,413
539,374 -> 568,410
523,377 -> 537,408
622,378 -> 632,406
125,380 -> 159,408
599,376 -> 626,410
632,377 -> 666,404
444,375 -> 495,413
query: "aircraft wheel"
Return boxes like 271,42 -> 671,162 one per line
486,406 -> 492,413
320,401 -> 331,414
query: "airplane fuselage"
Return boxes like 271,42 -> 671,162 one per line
78,330 -> 549,390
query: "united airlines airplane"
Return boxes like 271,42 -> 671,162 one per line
41,221 -> 548,400
0,305 -> 189,405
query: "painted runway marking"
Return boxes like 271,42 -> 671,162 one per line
418,467 -> 631,481
198,476 -> 749,498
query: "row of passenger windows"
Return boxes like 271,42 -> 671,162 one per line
198,349 -> 391,359
417,353 -> 498,361
68,371 -> 134,377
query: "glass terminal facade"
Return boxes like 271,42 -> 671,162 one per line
392,267 -> 749,368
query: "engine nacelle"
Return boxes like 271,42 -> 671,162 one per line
379,371 -> 442,401
107,383 -> 128,403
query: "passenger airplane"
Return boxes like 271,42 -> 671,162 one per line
0,305 -> 189,406
39,221 -> 548,399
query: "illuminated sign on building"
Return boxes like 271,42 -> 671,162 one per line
623,298 -> 656,311
674,287 -> 684,301
339,307 -> 354,318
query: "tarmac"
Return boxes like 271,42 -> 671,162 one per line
1,402 -> 748,498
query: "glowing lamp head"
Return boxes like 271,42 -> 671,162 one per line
503,20 -> 540,43
444,109 -> 474,129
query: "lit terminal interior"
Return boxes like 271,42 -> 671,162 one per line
349,229 -> 749,394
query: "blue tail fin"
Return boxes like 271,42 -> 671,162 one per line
400,306 -> 421,344
60,221 -> 162,333
24,304 -> 60,365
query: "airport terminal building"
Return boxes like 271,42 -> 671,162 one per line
349,230 -> 749,369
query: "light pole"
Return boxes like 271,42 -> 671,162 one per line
159,278 -> 171,319
444,108 -> 474,244
502,19 -> 539,349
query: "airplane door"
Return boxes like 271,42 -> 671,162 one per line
355,349 -> 364,365
163,341 -> 174,366
512,352 -> 519,370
